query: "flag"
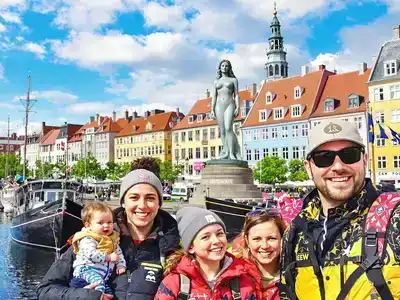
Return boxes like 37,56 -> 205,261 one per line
367,112 -> 375,143
388,126 -> 400,144
61,141 -> 65,151
378,123 -> 388,139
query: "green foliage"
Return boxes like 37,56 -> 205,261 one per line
105,162 -> 131,180
253,155 -> 288,184
72,154 -> 104,180
34,160 -> 56,178
0,153 -> 24,178
131,157 -> 161,179
160,161 -> 182,183
288,159 -> 309,182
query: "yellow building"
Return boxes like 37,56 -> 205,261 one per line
367,25 -> 400,188
115,110 -> 183,164
172,87 -> 258,185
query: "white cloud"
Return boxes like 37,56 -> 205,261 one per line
16,121 -> 42,136
0,11 -> 22,24
39,90 -> 78,104
0,22 -> 6,32
0,0 -> 26,9
0,63 -> 4,80
67,101 -> 116,115
142,2 -> 188,31
23,42 -> 46,59
121,103 -> 179,116
16,35 -> 23,41
0,103 -> 16,109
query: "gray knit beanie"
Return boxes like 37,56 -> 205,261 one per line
176,207 -> 226,251
119,169 -> 163,206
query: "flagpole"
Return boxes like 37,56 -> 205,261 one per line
368,104 -> 377,185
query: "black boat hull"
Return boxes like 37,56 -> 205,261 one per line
10,199 -> 83,252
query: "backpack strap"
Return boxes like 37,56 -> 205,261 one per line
178,274 -> 190,300
229,277 -> 241,300
337,192 -> 400,300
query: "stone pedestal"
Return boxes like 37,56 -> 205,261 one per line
190,159 -> 262,206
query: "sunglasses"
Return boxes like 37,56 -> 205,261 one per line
307,146 -> 364,168
246,208 -> 282,218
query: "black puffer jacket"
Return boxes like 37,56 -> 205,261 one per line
37,208 -> 180,300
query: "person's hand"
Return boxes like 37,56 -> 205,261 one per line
102,293 -> 114,300
116,266 -> 126,275
234,107 -> 239,117
83,280 -> 101,289
108,252 -> 119,262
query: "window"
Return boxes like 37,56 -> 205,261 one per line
263,148 -> 268,157
274,108 -> 283,120
377,156 -> 386,169
203,129 -> 208,141
375,112 -> 385,124
394,156 -> 400,168
374,88 -> 384,101
391,109 -> 400,123
324,99 -> 335,112
292,146 -> 300,159
253,129 -> 260,141
282,147 -> 289,160
292,105 -> 301,117
262,128 -> 268,140
246,149 -> 252,161
348,95 -> 360,108
181,131 -> 186,142
241,106 -> 247,118
390,85 -> 400,100
174,149 -> 179,160
197,114 -> 203,122
181,149 -> 186,160
294,87 -> 302,99
259,110 -> 267,121
266,92 -> 273,104
354,116 -> 363,129
203,147 -> 208,159
272,148 -> 278,156
188,131 -> 193,141
301,124 -> 308,136
211,146 -> 216,158
376,136 -> 386,147
196,147 -> 201,159
188,115 -> 194,123
272,127 -> 278,139
188,148 -> 193,159
210,128 -> 216,139
384,61 -> 397,76
174,133 -> 178,143
195,130 -> 200,141
254,149 -> 260,161
282,126 -> 288,138
301,146 -> 307,159
206,112 -> 212,120
292,125 -> 299,137
244,130 -> 251,142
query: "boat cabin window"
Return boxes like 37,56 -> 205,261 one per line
67,191 -> 74,200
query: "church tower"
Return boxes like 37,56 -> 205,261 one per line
265,2 -> 288,81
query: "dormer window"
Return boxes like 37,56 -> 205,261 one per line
294,86 -> 304,99
188,115 -> 194,124
348,94 -> 360,109
291,105 -> 301,117
259,109 -> 267,122
324,98 -> 335,112
169,122 -> 174,128
206,112 -> 212,120
273,108 -> 284,120
132,126 -> 136,132
145,122 -> 152,131
197,114 -> 203,122
385,60 -> 398,76
266,91 -> 276,104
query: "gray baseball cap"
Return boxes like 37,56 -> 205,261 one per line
307,119 -> 365,158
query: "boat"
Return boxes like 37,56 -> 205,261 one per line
9,179 -> 84,254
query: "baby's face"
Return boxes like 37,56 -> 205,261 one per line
86,211 -> 113,236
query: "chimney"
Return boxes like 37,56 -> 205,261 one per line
124,109 -> 129,120
359,62 -> 367,75
144,111 -> 150,119
132,111 -> 137,120
112,111 -> 116,122
90,116 -> 95,123
41,121 -> 46,134
319,64 -> 326,71
205,89 -> 210,98
394,25 -> 400,40
250,83 -> 257,97
96,113 -> 99,122
301,65 -> 310,76
151,109 -> 156,116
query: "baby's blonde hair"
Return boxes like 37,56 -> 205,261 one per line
81,202 -> 113,224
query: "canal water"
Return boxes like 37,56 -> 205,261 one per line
0,213 -> 55,299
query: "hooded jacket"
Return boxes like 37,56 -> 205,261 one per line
154,252 -> 262,300
279,179 -> 400,300
37,208 -> 180,300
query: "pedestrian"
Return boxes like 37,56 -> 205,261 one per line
279,120 -> 400,300
37,169 -> 181,300
155,207 -> 261,300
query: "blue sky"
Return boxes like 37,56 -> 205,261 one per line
0,0 -> 398,136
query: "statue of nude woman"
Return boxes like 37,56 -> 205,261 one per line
210,59 -> 241,160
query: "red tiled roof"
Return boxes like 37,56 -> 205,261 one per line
242,70 -> 333,128
116,111 -> 183,137
173,89 -> 258,130
75,116 -> 107,135
310,69 -> 371,118
41,129 -> 60,145
96,117 -> 130,134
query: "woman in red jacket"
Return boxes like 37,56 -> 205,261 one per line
155,207 -> 262,300
231,208 -> 286,300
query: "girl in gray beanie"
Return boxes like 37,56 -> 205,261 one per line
155,207 -> 262,299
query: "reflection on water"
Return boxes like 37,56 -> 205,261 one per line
0,214 -> 56,299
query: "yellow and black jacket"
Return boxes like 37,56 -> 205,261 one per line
279,179 -> 400,300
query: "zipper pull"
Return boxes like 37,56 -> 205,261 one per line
127,270 -> 131,283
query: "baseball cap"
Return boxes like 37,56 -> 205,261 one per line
307,119 -> 365,157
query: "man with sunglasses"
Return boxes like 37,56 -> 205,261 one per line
279,120 -> 400,300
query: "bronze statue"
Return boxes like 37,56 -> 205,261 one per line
211,59 -> 241,160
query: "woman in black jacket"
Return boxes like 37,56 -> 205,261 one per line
37,169 -> 180,300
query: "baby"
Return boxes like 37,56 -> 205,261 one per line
71,202 -> 126,298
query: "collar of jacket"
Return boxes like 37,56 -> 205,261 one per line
294,178 -> 379,225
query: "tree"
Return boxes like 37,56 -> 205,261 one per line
34,159 -> 56,179
253,155 -> 288,185
288,159 -> 309,182
131,157 -> 161,179
72,154 -> 103,180
0,153 -> 24,178
105,162 -> 131,180
160,161 -> 182,183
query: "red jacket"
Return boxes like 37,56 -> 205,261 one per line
155,252 -> 262,300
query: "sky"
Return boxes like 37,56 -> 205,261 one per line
0,0 -> 399,136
